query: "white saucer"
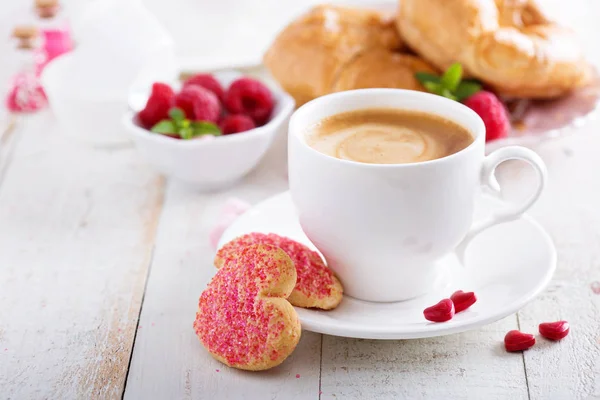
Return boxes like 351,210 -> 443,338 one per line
218,192 -> 556,340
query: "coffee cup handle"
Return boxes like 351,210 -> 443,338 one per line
455,146 -> 548,264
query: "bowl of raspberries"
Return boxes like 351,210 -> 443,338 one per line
124,70 -> 295,189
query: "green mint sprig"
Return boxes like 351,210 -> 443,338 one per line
415,63 -> 481,102
151,107 -> 222,139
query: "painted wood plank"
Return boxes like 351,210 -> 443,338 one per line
124,132 -> 322,399
496,0 -> 600,393
0,112 -> 20,185
0,112 -> 164,399
506,129 -> 600,399
321,316 -> 528,400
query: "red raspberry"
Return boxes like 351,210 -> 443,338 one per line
137,82 -> 175,129
174,86 -> 220,122
192,87 -> 221,123
224,77 -> 274,125
463,91 -> 510,142
183,74 -> 225,102
219,114 -> 256,134
173,86 -> 199,119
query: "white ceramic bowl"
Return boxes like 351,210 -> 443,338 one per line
124,70 -> 295,190
41,53 -> 133,146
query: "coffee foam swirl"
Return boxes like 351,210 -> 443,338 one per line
305,108 -> 473,165
333,124 -> 446,164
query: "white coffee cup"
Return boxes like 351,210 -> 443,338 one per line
288,89 -> 547,302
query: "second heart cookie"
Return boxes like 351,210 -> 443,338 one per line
216,233 -> 343,310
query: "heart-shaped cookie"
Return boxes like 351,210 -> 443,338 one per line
194,244 -> 301,370
216,233 -> 343,310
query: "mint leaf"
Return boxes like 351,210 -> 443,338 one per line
454,80 -> 482,101
168,107 -> 185,123
180,126 -> 194,140
191,121 -> 221,138
441,88 -> 457,101
441,63 -> 462,92
151,120 -> 176,134
417,63 -> 473,102
415,72 -> 441,85
423,81 -> 443,95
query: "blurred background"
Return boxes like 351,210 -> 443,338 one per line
1,0 -> 595,86
0,0 -> 598,150
1,0 -> 382,72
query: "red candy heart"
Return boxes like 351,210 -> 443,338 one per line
423,299 -> 455,322
450,290 -> 477,313
539,320 -> 570,341
504,330 -> 536,352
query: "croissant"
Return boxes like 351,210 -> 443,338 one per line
264,5 -> 436,106
396,0 -> 592,98
332,48 -> 437,93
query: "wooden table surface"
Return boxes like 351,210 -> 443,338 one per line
1,1 -> 600,399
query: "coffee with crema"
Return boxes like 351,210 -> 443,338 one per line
305,108 -> 474,164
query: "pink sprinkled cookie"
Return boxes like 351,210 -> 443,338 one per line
194,244 -> 301,371
215,233 -> 343,310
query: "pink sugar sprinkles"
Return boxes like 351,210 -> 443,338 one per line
217,233 -> 335,298
194,245 -> 289,366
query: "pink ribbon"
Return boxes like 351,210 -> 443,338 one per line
6,27 -> 72,113
5,72 -> 47,113
35,27 -> 73,74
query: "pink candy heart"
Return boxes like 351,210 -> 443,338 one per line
209,198 -> 251,249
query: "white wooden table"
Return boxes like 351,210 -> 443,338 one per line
2,1 -> 600,399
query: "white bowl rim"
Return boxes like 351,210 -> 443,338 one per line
124,87 -> 295,148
